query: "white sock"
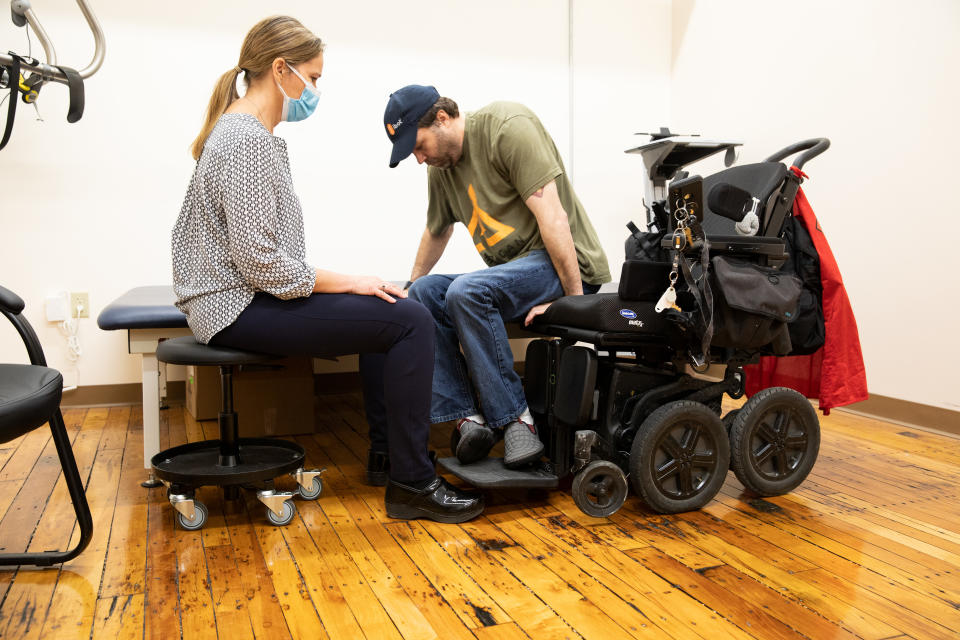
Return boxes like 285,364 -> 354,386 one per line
518,408 -> 534,425
466,414 -> 486,425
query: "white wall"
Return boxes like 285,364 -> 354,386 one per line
0,1 -> 669,386
670,0 -> 960,411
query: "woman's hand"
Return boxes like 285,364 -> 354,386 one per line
349,276 -> 408,303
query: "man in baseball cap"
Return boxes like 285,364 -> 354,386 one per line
377,85 -> 611,473
383,84 -> 440,168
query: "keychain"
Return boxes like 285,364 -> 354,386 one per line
656,252 -> 682,313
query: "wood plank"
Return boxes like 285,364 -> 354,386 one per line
143,409 -> 181,640
699,496 -> 960,626
318,496 -> 442,640
278,509 -> 366,638
99,406 -> 132,451
243,491 -> 326,640
419,518 -> 577,639
99,418 -> 149,599
39,447 -> 124,639
222,504 -> 292,639
205,544 -> 256,637
92,594 -> 145,640
628,515 -> 899,639
460,514 -> 668,640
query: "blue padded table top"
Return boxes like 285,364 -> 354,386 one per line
97,286 -> 187,331
95,283 -> 620,333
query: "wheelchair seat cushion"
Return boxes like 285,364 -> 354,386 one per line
536,293 -> 675,335
0,364 -> 63,444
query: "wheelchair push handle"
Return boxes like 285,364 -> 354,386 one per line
763,138 -> 830,170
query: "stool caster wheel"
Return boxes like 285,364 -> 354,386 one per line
292,468 -> 324,500
265,499 -> 296,526
171,494 -> 208,530
258,490 -> 296,526
297,477 -> 323,500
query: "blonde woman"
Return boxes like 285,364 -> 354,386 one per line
172,16 -> 482,523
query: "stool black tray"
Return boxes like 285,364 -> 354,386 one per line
151,438 -> 305,486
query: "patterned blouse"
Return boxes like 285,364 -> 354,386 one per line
172,113 -> 316,343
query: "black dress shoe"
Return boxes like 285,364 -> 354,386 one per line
385,477 -> 484,523
367,450 -> 389,487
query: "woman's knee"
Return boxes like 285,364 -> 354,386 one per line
394,298 -> 435,334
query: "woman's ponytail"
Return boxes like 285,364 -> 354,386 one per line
190,67 -> 243,161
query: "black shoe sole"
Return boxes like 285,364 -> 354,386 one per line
385,501 -> 484,523
456,428 -> 498,464
503,442 -> 545,470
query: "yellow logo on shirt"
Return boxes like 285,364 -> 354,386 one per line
466,184 -> 514,253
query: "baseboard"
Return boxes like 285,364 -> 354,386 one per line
61,381 -> 186,408
836,393 -> 960,438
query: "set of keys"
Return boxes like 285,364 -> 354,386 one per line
655,254 -> 681,313
655,194 -> 704,314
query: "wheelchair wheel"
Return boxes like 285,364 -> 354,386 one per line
630,401 -> 729,514
729,387 -> 820,496
722,409 -> 741,434
571,460 -> 628,518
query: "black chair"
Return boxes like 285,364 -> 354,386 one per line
0,285 -> 93,566
153,336 -> 322,529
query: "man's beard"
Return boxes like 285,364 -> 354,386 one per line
426,130 -> 460,169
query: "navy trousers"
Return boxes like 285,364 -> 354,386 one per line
210,292 -> 435,484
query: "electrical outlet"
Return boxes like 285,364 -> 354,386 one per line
70,292 -> 90,318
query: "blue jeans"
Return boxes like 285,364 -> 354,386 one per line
410,250 -> 599,428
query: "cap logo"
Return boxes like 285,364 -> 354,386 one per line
386,123 -> 395,135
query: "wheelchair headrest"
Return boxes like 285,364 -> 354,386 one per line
700,162 -> 788,237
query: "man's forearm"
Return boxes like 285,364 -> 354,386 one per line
540,217 -> 583,296
527,182 -> 583,296
410,225 -> 453,282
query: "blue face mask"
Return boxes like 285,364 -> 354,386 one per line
277,62 -> 320,122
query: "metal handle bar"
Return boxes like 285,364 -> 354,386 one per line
763,138 -> 830,170
2,0 -> 105,83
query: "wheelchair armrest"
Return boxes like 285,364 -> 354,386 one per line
0,285 -> 25,315
1,286 -> 48,367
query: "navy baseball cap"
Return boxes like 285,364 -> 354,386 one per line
384,84 -> 440,167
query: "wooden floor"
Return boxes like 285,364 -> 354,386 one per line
0,394 -> 958,640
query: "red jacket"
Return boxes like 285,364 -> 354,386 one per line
743,181 -> 868,414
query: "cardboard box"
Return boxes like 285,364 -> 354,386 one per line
185,357 -> 315,437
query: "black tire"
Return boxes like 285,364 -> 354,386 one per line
297,477 -> 323,500
729,387 -> 820,496
177,501 -> 208,531
705,398 -> 723,416
571,460 -> 629,518
630,401 -> 730,514
722,409 -> 741,435
266,499 -> 296,526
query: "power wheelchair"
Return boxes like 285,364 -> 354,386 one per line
439,133 -> 829,517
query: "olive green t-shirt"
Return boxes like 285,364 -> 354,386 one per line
426,102 -> 611,285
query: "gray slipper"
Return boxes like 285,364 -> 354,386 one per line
455,419 -> 499,464
503,419 -> 544,469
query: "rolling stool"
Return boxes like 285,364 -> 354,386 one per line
153,336 -> 323,529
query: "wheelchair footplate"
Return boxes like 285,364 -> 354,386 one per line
438,457 -> 559,489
